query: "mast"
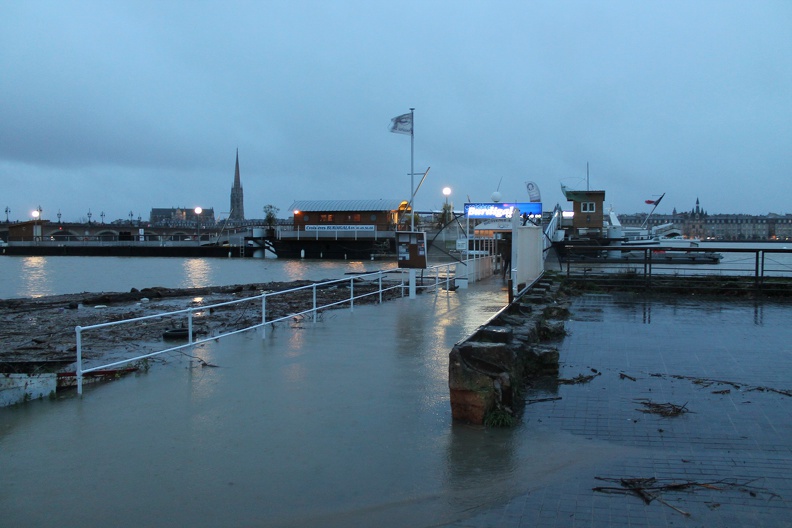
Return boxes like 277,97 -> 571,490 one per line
410,108 -> 415,231
640,193 -> 666,229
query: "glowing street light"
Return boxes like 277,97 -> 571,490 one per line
31,206 -> 42,242
194,207 -> 203,244
442,186 -> 452,225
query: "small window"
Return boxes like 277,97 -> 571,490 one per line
581,202 -> 596,213
370,214 -> 377,222
302,215 -> 309,222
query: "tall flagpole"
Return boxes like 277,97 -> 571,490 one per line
410,107 -> 415,231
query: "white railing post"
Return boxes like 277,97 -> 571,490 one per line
187,310 -> 193,345
261,294 -> 266,338
312,284 -> 317,323
76,326 -> 83,395
378,272 -> 383,304
435,271 -> 439,294
350,277 -> 354,311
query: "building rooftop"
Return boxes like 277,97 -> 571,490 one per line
288,199 -> 407,213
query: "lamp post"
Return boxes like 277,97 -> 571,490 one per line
4,206 -> 9,223
441,187 -> 452,246
194,207 -> 203,245
32,206 -> 42,242
442,187 -> 452,225
100,211 -> 105,224
57,210 -> 61,225
87,209 -> 92,225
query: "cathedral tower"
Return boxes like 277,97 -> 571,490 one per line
229,149 -> 245,222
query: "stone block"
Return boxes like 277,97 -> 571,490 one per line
475,325 -> 513,343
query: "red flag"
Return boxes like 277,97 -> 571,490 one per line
645,199 -> 656,204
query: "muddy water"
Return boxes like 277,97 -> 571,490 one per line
0,256 -> 398,299
0,280 -> 624,527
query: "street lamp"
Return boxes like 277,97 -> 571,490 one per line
100,211 -> 105,224
32,206 -> 42,242
442,187 -> 452,225
87,209 -> 92,225
194,207 -> 203,244
4,206 -> 9,223
57,210 -> 62,225
129,211 -> 134,225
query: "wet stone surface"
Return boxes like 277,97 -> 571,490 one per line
447,293 -> 792,528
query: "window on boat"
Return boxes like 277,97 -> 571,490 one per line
581,202 -> 596,213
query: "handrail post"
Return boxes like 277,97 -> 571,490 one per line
188,310 -> 193,345
350,277 -> 354,311
378,272 -> 383,304
76,326 -> 83,395
261,294 -> 267,338
312,284 -> 317,323
435,270 -> 439,294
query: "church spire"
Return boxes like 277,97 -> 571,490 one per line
229,149 -> 245,222
234,148 -> 241,187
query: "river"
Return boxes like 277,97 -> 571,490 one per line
3,242 -> 792,300
0,255 -> 399,299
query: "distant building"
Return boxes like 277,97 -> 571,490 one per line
287,199 -> 409,231
149,207 -> 216,227
229,149 -> 245,222
618,198 -> 792,241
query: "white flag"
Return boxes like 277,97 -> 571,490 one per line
526,181 -> 541,202
389,113 -> 412,135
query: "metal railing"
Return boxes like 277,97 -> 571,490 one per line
73,261 -> 478,395
551,245 -> 792,295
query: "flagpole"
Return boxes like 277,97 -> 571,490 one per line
410,107 -> 415,231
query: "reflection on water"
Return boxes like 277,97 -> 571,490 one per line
181,258 -> 211,288
0,256 -> 400,299
20,257 -> 53,298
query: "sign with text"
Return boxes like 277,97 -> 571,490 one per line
464,202 -> 542,220
396,231 -> 427,269
305,225 -> 375,231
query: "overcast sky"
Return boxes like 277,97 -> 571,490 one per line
2,0 -> 790,223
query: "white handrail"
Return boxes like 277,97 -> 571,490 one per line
73,261 -> 484,395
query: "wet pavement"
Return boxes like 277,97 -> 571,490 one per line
447,293 -> 792,528
2,280 -> 791,527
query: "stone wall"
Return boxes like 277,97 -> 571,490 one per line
448,274 -> 569,425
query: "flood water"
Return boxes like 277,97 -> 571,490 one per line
3,254 -> 791,526
0,278 -> 623,527
0,255 -> 398,299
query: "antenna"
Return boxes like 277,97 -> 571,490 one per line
586,162 -> 590,191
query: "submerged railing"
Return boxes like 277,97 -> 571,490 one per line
73,260 -> 486,395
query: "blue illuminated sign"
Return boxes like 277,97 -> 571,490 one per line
464,202 -> 542,220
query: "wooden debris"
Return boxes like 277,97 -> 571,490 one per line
525,396 -> 562,405
646,373 -> 792,398
619,372 -> 637,381
558,372 -> 601,384
634,399 -> 689,417
593,476 -> 779,517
